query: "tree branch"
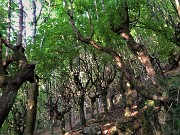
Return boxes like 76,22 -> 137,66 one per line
65,1 -> 171,104
3,55 -> 16,73
2,38 -> 14,50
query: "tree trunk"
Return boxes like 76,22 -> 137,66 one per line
90,99 -> 95,118
79,96 -> 86,127
23,77 -> 39,135
112,2 -> 160,86
66,4 -> 170,110
16,0 -> 23,46
61,115 -> 66,135
23,1 -> 39,134
124,79 -> 133,117
119,75 -> 126,108
68,111 -> 72,130
110,95 -> 115,110
96,98 -> 100,114
101,91 -> 108,116
175,0 -> 180,17
127,36 -> 157,82
0,64 -> 35,127
0,0 -> 35,127
0,88 -> 18,126
6,0 -> 11,56
12,105 -> 24,135
32,0 -> 37,43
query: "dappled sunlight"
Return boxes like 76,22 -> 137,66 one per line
114,56 -> 122,68
102,122 -> 115,135
1,0 -> 180,134
146,100 -> 155,106
137,54 -> 155,77
124,106 -> 139,117
126,82 -> 130,87
104,123 -> 111,126
121,33 -> 129,40
124,107 -> 131,117
153,95 -> 158,100
27,100 -> 34,110
130,111 -> 138,116
132,105 -> 137,109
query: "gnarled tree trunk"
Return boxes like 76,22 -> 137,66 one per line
0,64 -> 35,127
0,0 -> 35,127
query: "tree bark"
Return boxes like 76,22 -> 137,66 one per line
175,0 -> 180,17
101,91 -> 108,116
16,0 -> 23,46
68,111 -> 72,130
23,0 -> 39,134
79,95 -> 86,127
65,0 -> 170,110
110,95 -> 115,110
23,77 -> 39,135
6,0 -> 11,56
0,64 -> 35,127
32,0 -> 37,43
90,99 -> 95,118
60,115 -> 66,135
0,32 -> 35,127
124,78 -> 133,116
111,1 -> 161,86
119,75 -> 126,108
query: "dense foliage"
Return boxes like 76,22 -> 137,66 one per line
0,0 -> 180,134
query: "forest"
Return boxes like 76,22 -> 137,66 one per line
0,0 -> 180,135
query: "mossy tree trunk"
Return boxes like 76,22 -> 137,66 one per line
23,76 -> 39,135
0,34 -> 35,127
23,0 -> 41,133
79,94 -> 86,127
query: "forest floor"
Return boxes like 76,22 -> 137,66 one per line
37,106 -> 126,135
38,65 -> 180,135
37,105 -> 142,135
66,106 -> 126,135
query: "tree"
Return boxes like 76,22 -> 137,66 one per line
70,56 -> 91,127
1,0 -> 179,134
175,0 -> 180,17
91,59 -> 116,116
0,0 -> 35,128
46,80 -> 72,134
0,34 -> 35,127
64,0 -> 168,104
23,0 -> 42,134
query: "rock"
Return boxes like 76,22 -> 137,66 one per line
81,123 -> 103,135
